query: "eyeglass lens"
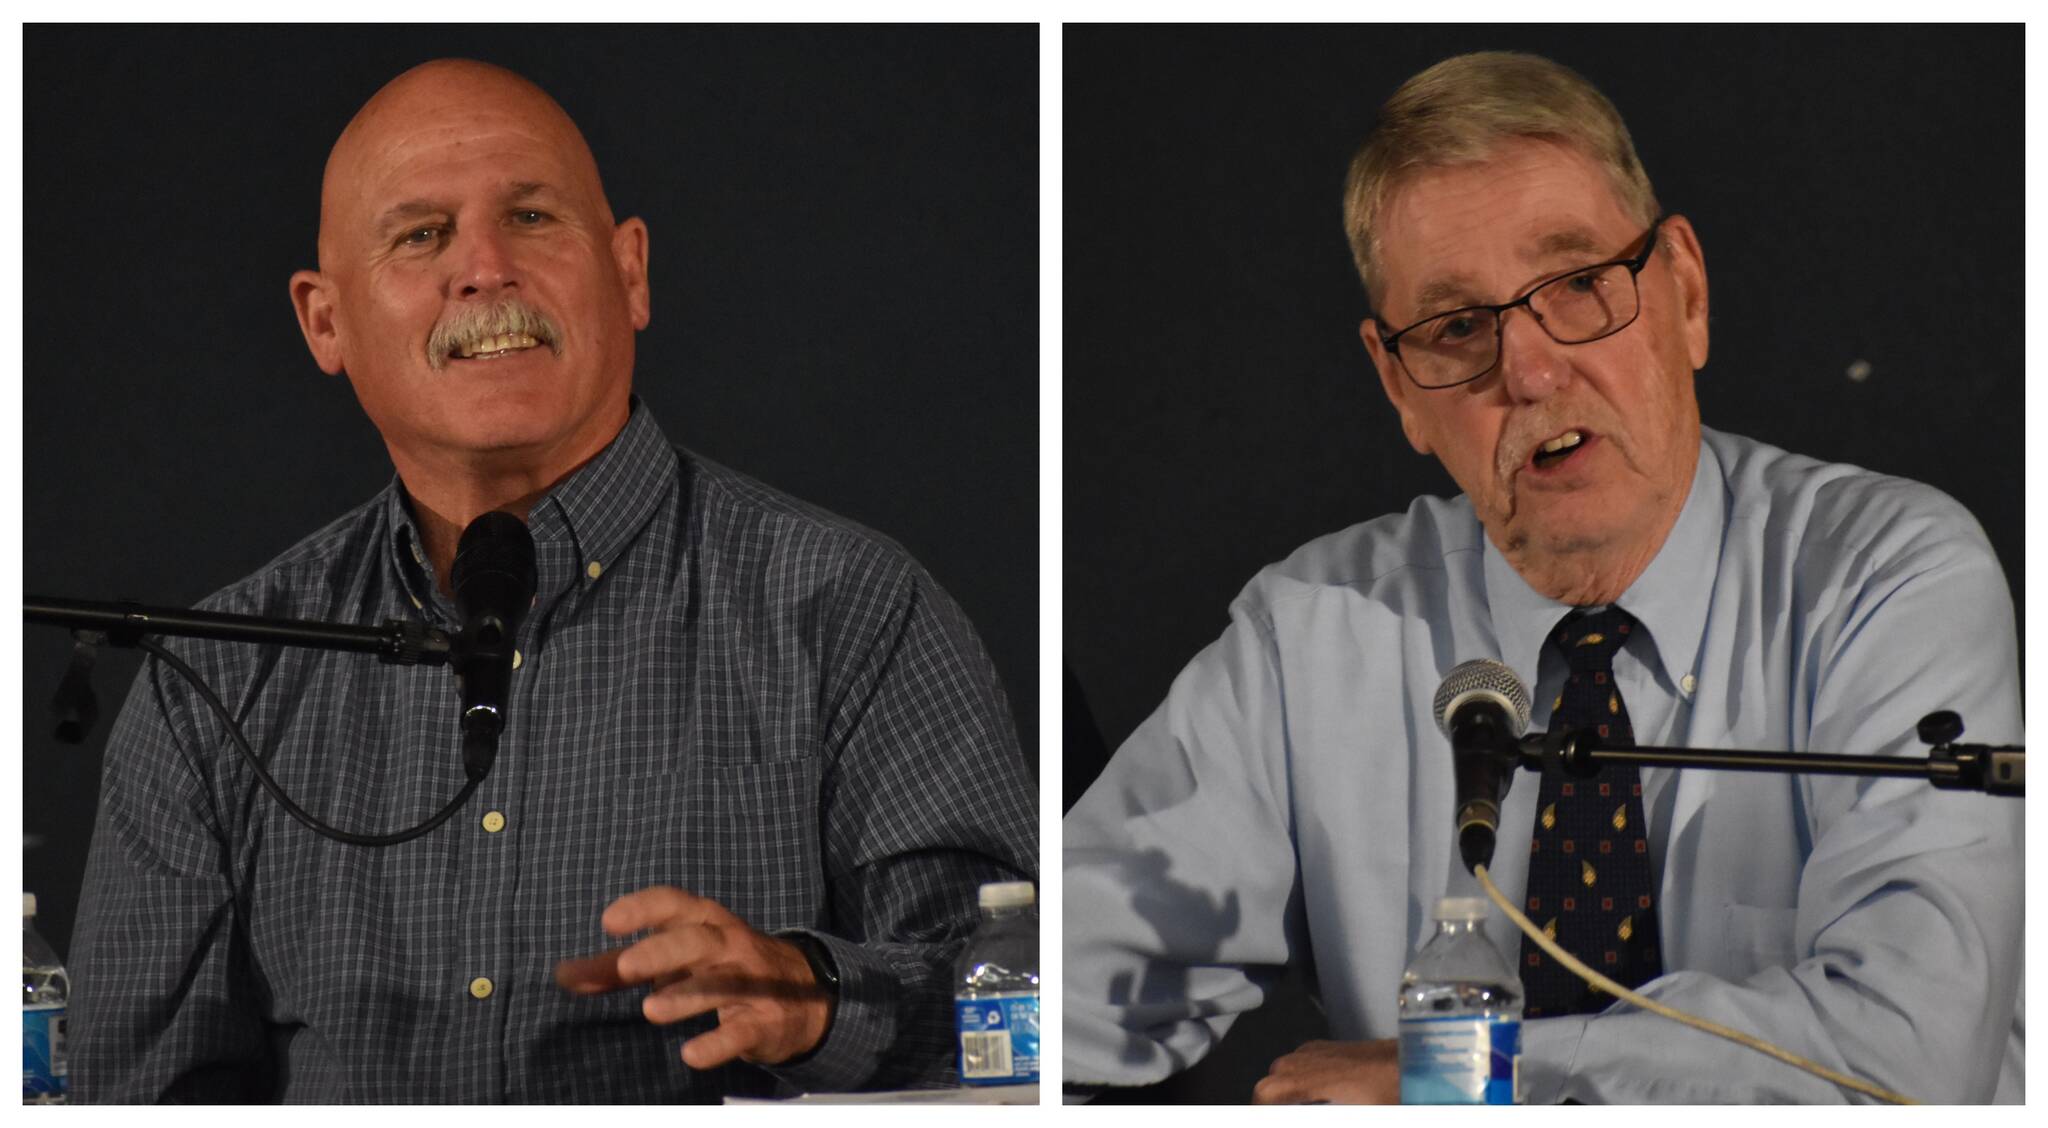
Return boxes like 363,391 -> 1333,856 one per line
1398,262 -> 1641,388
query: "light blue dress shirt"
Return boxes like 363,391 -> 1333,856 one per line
1064,427 -> 2022,1103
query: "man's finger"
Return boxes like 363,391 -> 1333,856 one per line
1250,1073 -> 1296,1104
552,948 -> 629,994
644,978 -> 737,1025
613,924 -> 727,984
644,970 -> 821,1024
680,1014 -> 761,1070
601,885 -> 727,937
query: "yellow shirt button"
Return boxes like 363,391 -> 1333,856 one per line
586,561 -> 604,580
469,976 -> 494,1000
482,810 -> 506,834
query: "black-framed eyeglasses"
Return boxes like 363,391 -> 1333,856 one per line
1377,213 -> 1669,390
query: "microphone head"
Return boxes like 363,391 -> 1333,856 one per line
1432,658 -> 1532,737
452,511 -> 538,640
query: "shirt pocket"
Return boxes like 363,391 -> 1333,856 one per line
1712,902 -> 1800,981
606,757 -> 826,934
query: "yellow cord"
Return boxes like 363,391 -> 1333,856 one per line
1472,863 -> 1916,1105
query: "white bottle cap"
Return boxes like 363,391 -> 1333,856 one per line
1434,896 -> 1488,922
979,881 -> 1036,909
23,893 -> 37,918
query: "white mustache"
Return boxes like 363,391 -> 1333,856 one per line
427,299 -> 563,370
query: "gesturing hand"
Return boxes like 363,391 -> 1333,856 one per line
1251,1038 -> 1400,1104
553,886 -> 835,1069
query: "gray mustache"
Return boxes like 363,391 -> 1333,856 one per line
427,300 -> 564,370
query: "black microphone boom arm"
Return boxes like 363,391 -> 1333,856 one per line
24,595 -> 476,847
26,596 -> 452,666
1516,709 -> 2022,797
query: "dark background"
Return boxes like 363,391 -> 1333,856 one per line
1063,25 -> 2022,1102
22,25 -> 1039,963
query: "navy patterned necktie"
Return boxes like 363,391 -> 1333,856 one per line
1518,606 -> 1664,1017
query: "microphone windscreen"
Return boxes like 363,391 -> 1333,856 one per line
452,511 -> 538,636
1432,658 -> 1532,736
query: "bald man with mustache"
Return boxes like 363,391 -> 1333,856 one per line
68,59 -> 1036,1103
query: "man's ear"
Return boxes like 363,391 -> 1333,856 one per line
611,217 -> 652,330
289,270 -> 346,376
1360,318 -> 1432,456
1657,214 -> 1710,371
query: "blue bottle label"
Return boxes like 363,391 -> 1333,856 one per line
954,991 -> 1040,1084
1398,1015 -> 1518,1104
24,1003 -> 68,1099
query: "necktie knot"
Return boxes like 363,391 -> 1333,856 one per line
1551,606 -> 1636,674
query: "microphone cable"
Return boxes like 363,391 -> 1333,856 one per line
142,639 -> 482,848
1471,862 -> 1916,1105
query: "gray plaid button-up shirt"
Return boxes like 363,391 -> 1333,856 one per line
71,402 -> 1037,1102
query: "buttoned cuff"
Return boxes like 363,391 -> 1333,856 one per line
763,930 -> 896,1093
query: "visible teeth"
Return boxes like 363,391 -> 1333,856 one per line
456,333 -> 540,358
1539,431 -> 1585,454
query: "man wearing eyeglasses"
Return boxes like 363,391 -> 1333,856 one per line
1063,51 -> 2021,1104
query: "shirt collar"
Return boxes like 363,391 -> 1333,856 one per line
1484,433 -> 1725,693
384,396 -> 678,612
384,482 -> 436,615
522,397 -> 677,573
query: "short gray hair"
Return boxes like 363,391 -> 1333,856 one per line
1342,51 -> 1659,309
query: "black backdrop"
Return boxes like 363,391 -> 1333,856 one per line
1063,25 -> 2022,1102
21,25 -> 1039,963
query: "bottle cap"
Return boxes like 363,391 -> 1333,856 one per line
1434,896 -> 1488,922
979,881 -> 1036,909
23,893 -> 37,918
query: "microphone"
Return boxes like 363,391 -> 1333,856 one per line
1432,659 -> 1532,874
451,511 -> 537,782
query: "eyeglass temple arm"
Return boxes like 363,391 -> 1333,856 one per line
1631,213 -> 1671,269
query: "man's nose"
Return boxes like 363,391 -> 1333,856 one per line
1495,306 -> 1571,402
450,225 -> 521,298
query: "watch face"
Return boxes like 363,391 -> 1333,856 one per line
789,934 -> 839,987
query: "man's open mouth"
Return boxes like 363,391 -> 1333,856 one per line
1530,429 -> 1587,469
451,333 -> 544,361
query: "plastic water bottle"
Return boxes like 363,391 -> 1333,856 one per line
23,894 -> 70,1104
1397,896 -> 1521,1104
953,881 -> 1039,1086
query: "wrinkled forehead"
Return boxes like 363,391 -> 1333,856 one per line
317,70 -> 608,255
1374,140 -> 1641,317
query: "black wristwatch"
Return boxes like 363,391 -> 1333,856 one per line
778,930 -> 842,997
775,931 -> 840,1062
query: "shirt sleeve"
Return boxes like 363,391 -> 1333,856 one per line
1520,491 -> 2024,1104
70,651 -> 279,1103
1062,600 -> 1306,1086
764,551 -> 1039,1093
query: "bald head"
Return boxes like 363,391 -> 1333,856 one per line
288,57 -> 651,508
318,59 -> 615,269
